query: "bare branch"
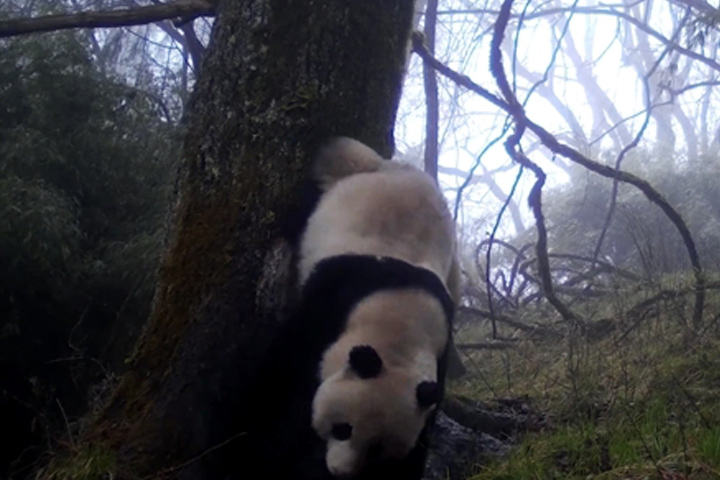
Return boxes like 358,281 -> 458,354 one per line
0,0 -> 215,39
483,163 -> 525,325
482,0 -> 580,331
146,0 -> 206,71
457,306 -> 561,337
615,281 -> 720,343
414,18 -> 706,329
593,8 -> 692,269
668,79 -> 720,96
440,5 -> 720,74
491,0 -> 584,328
456,342 -> 515,351
524,122 -> 706,326
411,30 -> 508,111
180,22 -> 205,71
548,253 -> 642,282
669,0 -> 717,14
422,0 -> 440,181
562,22 -> 632,146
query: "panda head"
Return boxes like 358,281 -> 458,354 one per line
311,344 -> 441,478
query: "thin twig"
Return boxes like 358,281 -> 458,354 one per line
592,7 -> 692,268
56,399 -> 76,450
457,342 -> 516,350
414,7 -> 705,328
145,431 -> 246,479
458,306 -> 559,336
422,0 -> 440,181
0,0 -> 215,38
491,0 -> 583,328
483,0 -> 578,334
439,5 -> 720,74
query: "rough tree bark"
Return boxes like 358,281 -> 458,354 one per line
47,1 -> 416,479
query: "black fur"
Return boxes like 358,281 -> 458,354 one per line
281,178 -> 323,249
415,381 -> 441,410
331,423 -> 353,441
348,345 -> 383,378
233,255 -> 455,480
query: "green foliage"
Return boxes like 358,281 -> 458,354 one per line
0,29 -> 179,476
37,444 -> 117,480
0,31 -> 178,304
0,176 -> 81,285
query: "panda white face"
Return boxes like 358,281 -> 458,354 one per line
311,345 -> 441,478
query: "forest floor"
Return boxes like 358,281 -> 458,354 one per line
450,294 -> 720,479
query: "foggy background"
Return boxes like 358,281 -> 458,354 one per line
2,0 -> 720,478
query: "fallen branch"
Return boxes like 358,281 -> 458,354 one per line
457,306 -> 560,337
443,396 -> 547,439
548,253 -> 642,282
456,342 -> 516,351
0,0 -> 215,38
613,281 -> 720,343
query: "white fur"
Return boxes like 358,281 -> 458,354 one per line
299,149 -> 456,287
312,137 -> 386,190
300,138 -> 458,478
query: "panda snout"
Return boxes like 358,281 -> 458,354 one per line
328,467 -> 357,479
327,462 -> 359,479
326,446 -> 360,479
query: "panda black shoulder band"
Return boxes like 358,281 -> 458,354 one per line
302,254 -> 455,325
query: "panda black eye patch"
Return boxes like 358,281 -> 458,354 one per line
331,422 -> 353,441
348,345 -> 383,378
366,441 -> 383,460
416,380 -> 441,409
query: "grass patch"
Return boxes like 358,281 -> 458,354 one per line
454,296 -> 720,480
37,444 -> 116,480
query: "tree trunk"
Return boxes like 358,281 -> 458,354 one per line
60,1 -> 415,478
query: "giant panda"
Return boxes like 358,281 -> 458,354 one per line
238,137 -> 460,480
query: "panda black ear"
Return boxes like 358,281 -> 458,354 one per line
348,345 -> 382,379
416,381 -> 441,409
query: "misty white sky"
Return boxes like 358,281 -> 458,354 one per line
394,0 -> 709,240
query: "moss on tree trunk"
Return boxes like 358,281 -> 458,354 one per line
43,1 -> 416,478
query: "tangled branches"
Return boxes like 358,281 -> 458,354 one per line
411,0 -> 705,330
